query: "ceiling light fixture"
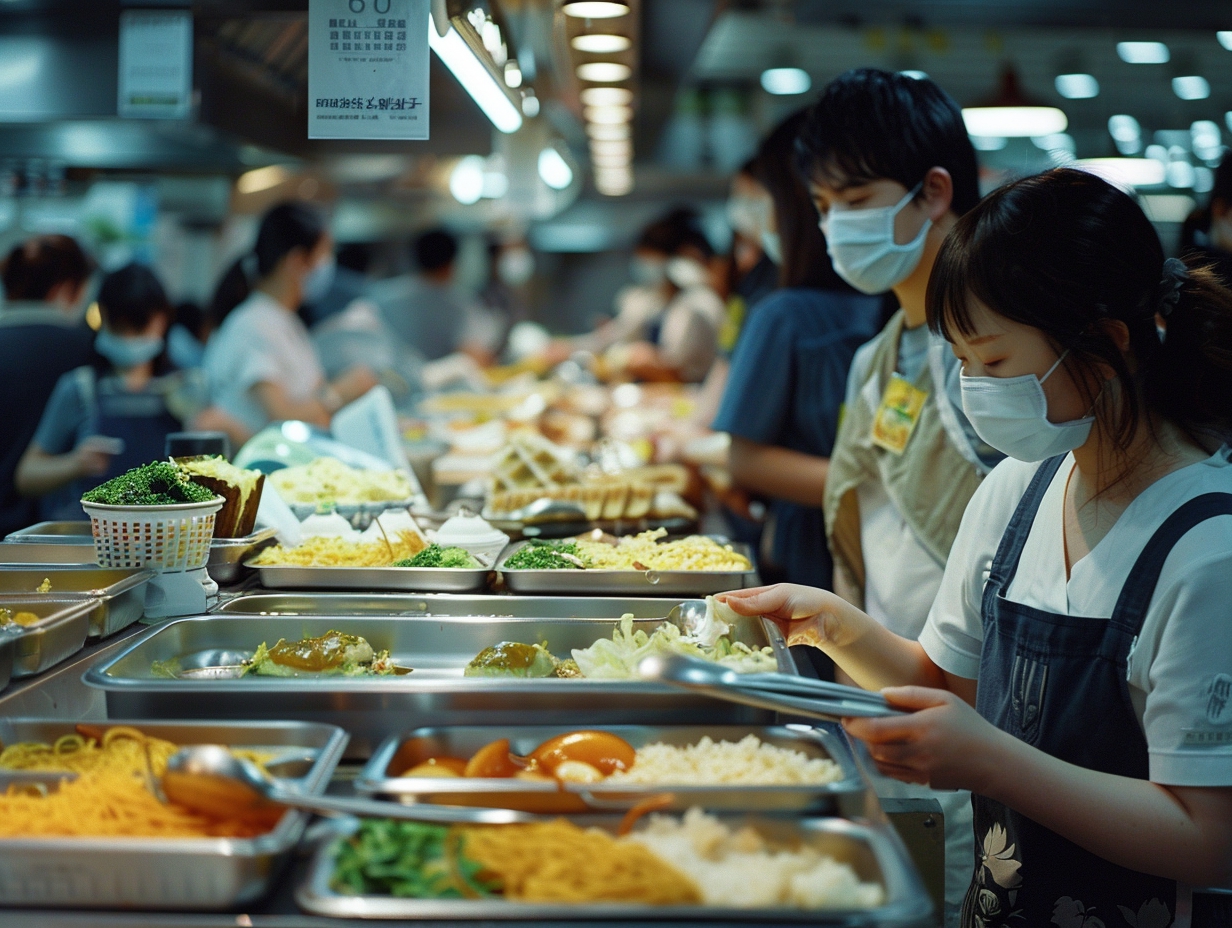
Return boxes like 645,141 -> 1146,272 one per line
449,155 -> 486,204
237,164 -> 290,194
522,91 -> 540,117
760,67 -> 811,95
1172,75 -> 1211,100
585,104 -> 633,124
587,122 -> 630,140
1117,41 -> 1170,64
1054,73 -> 1099,99
1076,157 -> 1166,189
562,1 -> 629,19
576,61 -> 631,82
1219,32 -> 1232,51
581,87 -> 632,107
504,61 -> 522,88
571,34 -> 630,53
590,139 -> 632,156
900,70 -> 928,80
962,106 -> 1067,137
970,136 -> 1008,151
429,20 -> 522,133
538,147 -> 574,190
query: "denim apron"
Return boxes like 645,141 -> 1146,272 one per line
962,454 -> 1232,928
93,375 -> 182,479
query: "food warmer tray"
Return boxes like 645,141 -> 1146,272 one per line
294,812 -> 932,926
497,541 -> 759,596
0,718 -> 348,910
246,562 -> 492,594
0,567 -> 152,637
215,591 -> 692,619
1,597 -> 95,678
205,527 -> 278,583
0,631 -> 15,693
84,613 -> 794,758
357,723 -> 865,815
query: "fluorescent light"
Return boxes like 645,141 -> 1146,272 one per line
1173,75 -> 1210,100
1108,114 -> 1141,142
1192,120 -> 1222,160
1194,166 -> 1215,194
581,87 -> 632,107
236,164 -> 290,194
1166,161 -> 1196,188
538,147 -> 573,190
1139,193 -> 1196,222
962,106 -> 1068,137
971,136 -> 1007,151
590,139 -> 631,156
585,104 -> 632,124
596,174 -> 633,196
592,153 -> 630,168
1033,133 -> 1075,154
522,92 -> 540,117
571,34 -> 630,53
504,61 -> 522,88
449,155 -> 486,204
429,20 -> 523,134
563,1 -> 628,18
760,67 -> 811,95
1218,31 -> 1232,51
1054,73 -> 1099,99
1117,41 -> 1170,64
576,61 -> 631,82
900,70 -> 928,80
481,170 -> 507,198
587,122 -> 630,140
1145,144 -> 1168,164
1076,157 -> 1166,189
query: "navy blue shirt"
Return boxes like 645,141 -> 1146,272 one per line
713,288 -> 882,588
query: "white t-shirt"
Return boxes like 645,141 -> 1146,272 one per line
658,285 -> 725,383
204,292 -> 325,434
920,449 -> 1232,787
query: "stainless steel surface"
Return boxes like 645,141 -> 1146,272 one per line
295,813 -> 933,926
0,718 -> 348,910
358,723 -> 864,814
0,541 -> 97,565
85,614 -> 794,757
0,566 -> 153,638
165,745 -> 543,824
498,540 -> 759,596
207,528 -> 278,584
215,591 -> 692,618
0,631 -> 14,693
3,597 -> 94,678
249,562 -> 492,594
4,520 -> 93,543
0,624 -> 146,718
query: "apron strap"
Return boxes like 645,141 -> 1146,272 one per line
1109,492 -> 1232,637
986,455 -> 1067,594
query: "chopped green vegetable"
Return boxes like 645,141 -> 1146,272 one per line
395,544 -> 480,569
503,540 -> 589,570
331,820 -> 496,899
82,461 -> 215,506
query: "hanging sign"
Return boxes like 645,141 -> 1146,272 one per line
308,0 -> 430,140
118,10 -> 193,119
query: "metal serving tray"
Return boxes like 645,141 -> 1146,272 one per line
497,540 -> 759,596
0,631 -> 14,693
248,562 -> 492,594
5,520 -> 94,542
0,541 -> 95,564
215,592 -> 692,618
0,718 -> 348,910
295,812 -> 932,926
206,527 -> 278,583
357,723 -> 864,814
1,597 -> 94,677
0,567 -> 152,637
85,614 -> 794,758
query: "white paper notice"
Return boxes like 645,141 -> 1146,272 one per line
308,0 -> 430,140
117,10 -> 193,119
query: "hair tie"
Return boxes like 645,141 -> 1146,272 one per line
1157,257 -> 1188,317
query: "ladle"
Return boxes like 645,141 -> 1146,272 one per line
162,745 -> 541,824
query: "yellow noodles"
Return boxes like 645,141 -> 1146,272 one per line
251,530 -> 427,567
576,529 -> 751,572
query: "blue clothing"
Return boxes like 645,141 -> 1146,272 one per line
712,287 -> 881,587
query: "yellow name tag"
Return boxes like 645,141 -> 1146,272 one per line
870,373 -> 928,454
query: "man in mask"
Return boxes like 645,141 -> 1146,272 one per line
798,68 -> 1002,924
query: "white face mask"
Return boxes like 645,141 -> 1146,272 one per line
666,256 -> 709,289
820,183 -> 931,294
497,247 -> 534,286
960,351 -> 1095,463
726,195 -> 768,239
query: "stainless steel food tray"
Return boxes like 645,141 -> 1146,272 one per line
497,540 -> 759,596
206,527 -> 277,583
1,597 -> 94,677
85,614 -> 794,757
5,520 -> 93,542
0,718 -> 348,910
0,540 -> 96,564
247,562 -> 492,594
295,813 -> 932,925
357,723 -> 864,814
216,592 -> 692,618
0,566 -> 152,637
0,631 -> 15,693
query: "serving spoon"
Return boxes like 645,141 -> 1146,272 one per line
161,745 -> 542,824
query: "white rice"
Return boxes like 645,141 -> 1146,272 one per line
625,808 -> 884,909
605,734 -> 843,786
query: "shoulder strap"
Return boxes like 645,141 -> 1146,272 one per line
986,455 -> 1067,594
1109,492 -> 1232,636
72,365 -> 96,410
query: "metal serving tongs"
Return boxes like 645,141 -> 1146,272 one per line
637,652 -> 904,720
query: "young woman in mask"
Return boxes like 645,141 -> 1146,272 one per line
16,263 -> 204,519
203,201 -> 377,443
723,168 -> 1232,926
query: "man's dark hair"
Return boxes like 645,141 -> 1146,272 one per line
637,207 -> 699,255
98,263 -> 171,333
797,68 -> 981,217
1,234 -> 94,301
415,228 -> 458,272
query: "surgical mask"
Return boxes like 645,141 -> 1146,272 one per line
166,324 -> 205,369
959,351 -> 1095,463
302,254 -> 336,304
630,255 -> 667,286
726,195 -> 769,239
95,328 -> 164,369
820,183 -> 931,294
497,247 -> 534,286
760,230 -> 782,266
666,256 -> 709,289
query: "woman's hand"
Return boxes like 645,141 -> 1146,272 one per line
719,583 -> 854,650
842,686 -> 1008,793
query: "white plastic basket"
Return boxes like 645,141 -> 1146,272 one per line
80,497 -> 225,572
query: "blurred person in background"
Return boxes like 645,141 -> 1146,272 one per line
204,201 -> 377,445
719,158 -> 779,354
473,237 -> 534,362
16,263 -> 206,520
1179,153 -> 1232,284
166,300 -> 209,370
712,110 -> 882,590
0,234 -> 96,535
